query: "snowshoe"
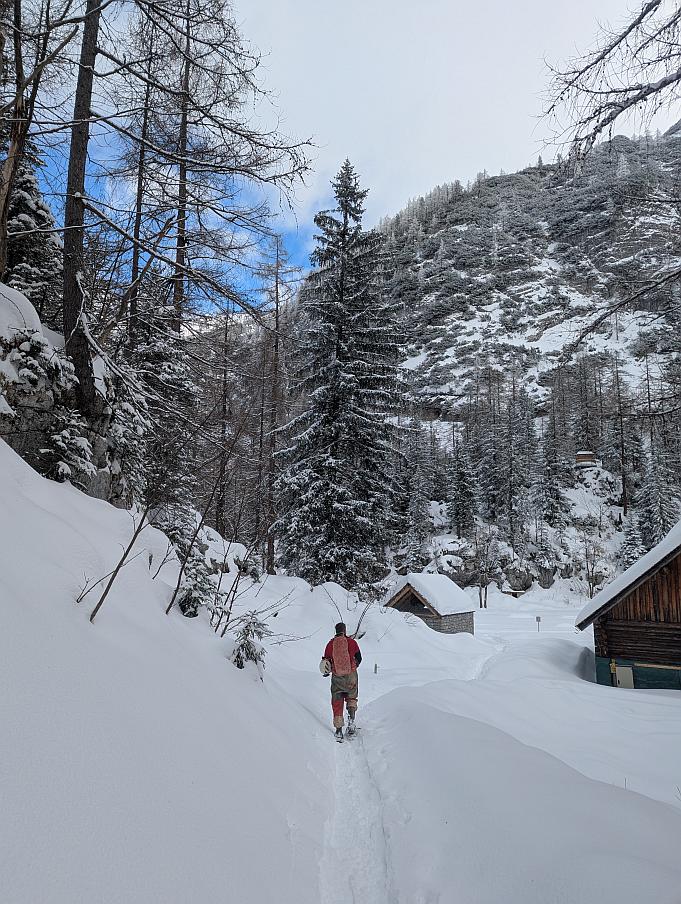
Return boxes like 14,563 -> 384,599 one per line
347,721 -> 357,737
335,727 -> 344,743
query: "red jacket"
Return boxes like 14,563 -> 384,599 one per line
324,635 -> 361,676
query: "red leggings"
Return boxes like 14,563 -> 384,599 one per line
330,672 -> 358,728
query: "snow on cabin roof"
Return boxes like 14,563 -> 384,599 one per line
389,572 -> 475,616
575,519 -> 681,630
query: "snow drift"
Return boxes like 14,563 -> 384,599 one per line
0,439 -> 329,904
3,436 -> 681,904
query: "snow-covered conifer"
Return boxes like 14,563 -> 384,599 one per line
448,438 -> 477,538
5,154 -> 63,330
231,612 -> 271,676
0,327 -> 95,487
619,512 -> 646,569
637,450 -> 680,550
534,417 -> 571,529
276,161 -> 400,592
401,419 -> 433,569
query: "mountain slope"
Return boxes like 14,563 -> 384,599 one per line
381,132 -> 681,589
384,132 -> 681,418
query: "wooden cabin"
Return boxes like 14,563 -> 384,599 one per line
575,522 -> 681,690
575,450 -> 597,469
386,572 -> 475,635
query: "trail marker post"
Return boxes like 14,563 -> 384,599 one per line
536,616 -> 541,633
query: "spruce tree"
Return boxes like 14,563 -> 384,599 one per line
637,450 -> 680,550
619,513 -> 646,569
448,437 -> 477,538
5,152 -> 63,330
276,161 -> 399,592
401,419 -> 433,569
536,416 -> 571,528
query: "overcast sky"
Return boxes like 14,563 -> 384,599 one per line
233,1 -> 655,258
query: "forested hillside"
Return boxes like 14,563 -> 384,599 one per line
375,129 -> 681,596
1,0 -> 680,612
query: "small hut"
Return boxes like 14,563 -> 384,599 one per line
575,450 -> 597,469
386,573 -> 475,635
575,521 -> 681,690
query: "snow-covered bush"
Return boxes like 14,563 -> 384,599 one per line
40,409 -> 97,488
107,365 -> 150,507
230,612 -> 271,677
0,328 -> 65,409
0,325 -> 96,487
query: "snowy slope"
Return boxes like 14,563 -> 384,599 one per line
365,694 -> 681,904
3,437 -> 681,904
0,439 -> 329,904
384,133 -> 681,416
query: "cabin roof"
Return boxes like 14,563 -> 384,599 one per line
387,572 -> 475,616
575,519 -> 681,631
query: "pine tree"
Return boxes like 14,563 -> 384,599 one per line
497,383 -> 535,551
619,513 -> 646,569
0,326 -> 95,487
448,437 -> 477,538
231,612 -> 271,677
637,450 -> 680,550
473,406 -> 503,523
401,419 -> 433,569
5,152 -> 63,330
133,292 -> 213,616
276,161 -> 399,592
535,415 -> 571,529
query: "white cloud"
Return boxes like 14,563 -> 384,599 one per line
235,0 -> 672,228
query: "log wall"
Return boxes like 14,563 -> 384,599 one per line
595,551 -> 681,666
390,590 -> 431,616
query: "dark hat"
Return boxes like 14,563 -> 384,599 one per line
335,622 -> 346,635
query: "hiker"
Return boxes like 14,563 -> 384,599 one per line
321,622 -> 362,741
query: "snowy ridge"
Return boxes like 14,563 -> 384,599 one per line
384,132 -> 681,415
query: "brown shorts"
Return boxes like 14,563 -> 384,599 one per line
331,671 -> 358,704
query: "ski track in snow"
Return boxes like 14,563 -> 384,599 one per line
320,729 -> 395,904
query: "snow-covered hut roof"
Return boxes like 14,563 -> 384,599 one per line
575,520 -> 681,630
388,572 -> 475,616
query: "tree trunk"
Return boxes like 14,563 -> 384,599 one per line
215,314 -> 230,537
254,336 -> 267,554
265,239 -> 282,574
63,0 -> 103,419
172,2 -> 191,333
128,42 -> 154,348
0,0 -> 28,277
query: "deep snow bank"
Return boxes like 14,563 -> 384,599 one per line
5,433 -> 681,904
0,437 -> 496,903
0,439 -> 331,904
364,690 -> 681,904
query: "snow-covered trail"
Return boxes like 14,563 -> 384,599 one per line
319,730 -> 395,904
